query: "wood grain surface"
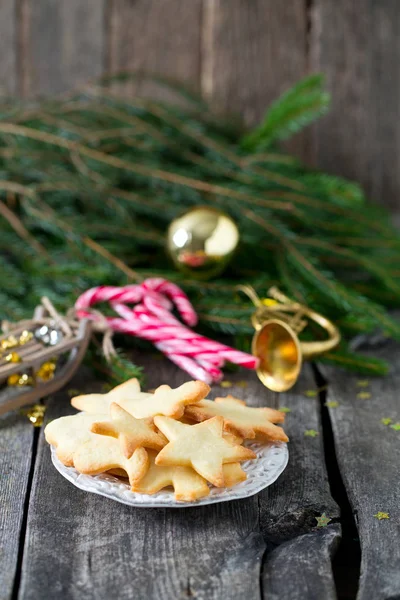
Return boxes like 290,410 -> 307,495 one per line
13,357 -> 339,600
107,0 -> 203,101
0,412 -> 35,599
0,0 -> 17,96
321,341 -> 400,600
24,0 -> 105,97
2,0 -> 400,206
311,0 -> 400,210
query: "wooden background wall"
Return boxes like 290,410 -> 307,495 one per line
1,0 -> 400,209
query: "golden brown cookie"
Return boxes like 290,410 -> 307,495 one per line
185,395 -> 288,442
154,415 -> 256,487
71,378 -> 150,414
128,381 -> 210,419
131,450 -> 210,502
72,379 -> 210,421
222,463 -> 247,487
72,437 -> 148,486
45,412 -> 149,486
91,402 -> 166,458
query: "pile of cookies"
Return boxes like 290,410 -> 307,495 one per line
45,378 -> 288,502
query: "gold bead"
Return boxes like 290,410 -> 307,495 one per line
7,373 -> 20,386
5,352 -> 21,363
25,404 -> 46,427
167,206 -> 239,279
17,374 -> 34,386
1,335 -> 18,351
36,360 -> 57,381
19,330 -> 33,345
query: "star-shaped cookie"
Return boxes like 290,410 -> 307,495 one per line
45,412 -> 148,486
45,412 -> 105,466
72,379 -> 210,420
128,381 -> 210,419
71,378 -> 150,414
185,395 -> 288,442
91,402 -> 166,458
154,415 -> 256,487
73,436 -> 148,486
131,450 -> 210,502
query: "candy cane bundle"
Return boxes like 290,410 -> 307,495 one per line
75,278 -> 258,384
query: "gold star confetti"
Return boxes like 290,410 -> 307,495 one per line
325,401 -> 339,408
390,423 -> 400,431
357,392 -> 371,400
20,404 -> 46,427
68,389 -> 82,397
374,512 -> 389,520
304,429 -> 319,438
304,385 -> 327,398
381,418 -> 392,426
236,381 -> 248,388
5,351 -> 21,363
280,407 -> 291,413
316,513 -> 332,528
221,380 -> 232,388
356,380 -> 369,387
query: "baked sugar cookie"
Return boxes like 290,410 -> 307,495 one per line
45,412 -> 148,486
154,415 -> 256,487
131,450 -> 210,502
71,378 -> 150,414
185,395 -> 288,442
91,402 -> 166,458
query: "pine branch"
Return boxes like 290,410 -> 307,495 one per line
1,73 -> 400,377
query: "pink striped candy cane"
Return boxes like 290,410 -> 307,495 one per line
75,278 -> 258,384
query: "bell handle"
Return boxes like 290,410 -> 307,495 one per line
299,308 -> 341,359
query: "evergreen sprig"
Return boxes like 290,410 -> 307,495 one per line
1,74 -> 399,376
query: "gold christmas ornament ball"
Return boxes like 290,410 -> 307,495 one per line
167,207 -> 239,279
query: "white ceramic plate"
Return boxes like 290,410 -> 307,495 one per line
51,440 -> 288,507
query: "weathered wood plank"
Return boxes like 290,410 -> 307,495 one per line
18,364 -> 264,600
202,0 -> 308,156
0,0 -> 17,96
321,340 -> 400,600
0,411 -> 35,598
311,0 -> 400,209
263,525 -> 341,600
259,368 -> 340,600
107,0 -> 202,101
25,0 -> 106,97
17,357 -> 339,599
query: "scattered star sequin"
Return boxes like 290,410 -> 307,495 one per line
221,381 -> 232,388
20,404 -> 46,427
236,381 -> 248,388
390,423 -> 400,431
280,407 -> 291,413
357,392 -> 371,400
356,380 -> 369,387
304,429 -> 319,438
316,513 -> 332,528
325,401 -> 339,408
381,418 -> 393,426
374,512 -> 389,520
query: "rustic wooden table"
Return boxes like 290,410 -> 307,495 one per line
1,343 -> 400,600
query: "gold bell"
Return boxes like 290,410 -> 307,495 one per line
238,286 -> 341,392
